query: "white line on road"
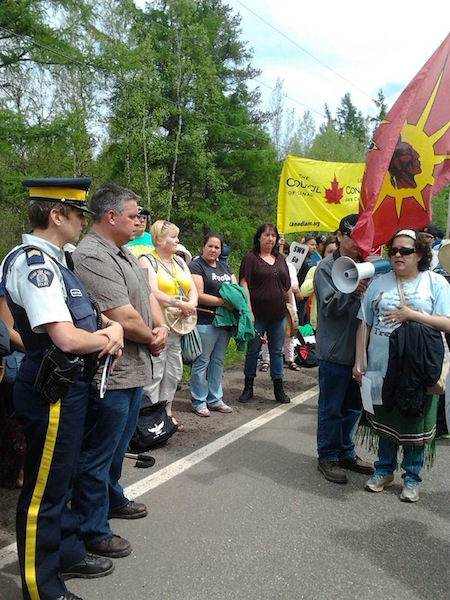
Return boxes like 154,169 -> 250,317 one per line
0,387 -> 318,569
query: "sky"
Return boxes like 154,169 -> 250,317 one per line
135,0 -> 449,126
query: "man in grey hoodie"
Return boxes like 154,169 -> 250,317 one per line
313,214 -> 375,483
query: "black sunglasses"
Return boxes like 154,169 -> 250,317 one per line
388,247 -> 416,257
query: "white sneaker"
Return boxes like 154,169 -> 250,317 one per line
194,406 -> 211,417
365,473 -> 395,492
209,403 -> 233,414
400,480 -> 419,502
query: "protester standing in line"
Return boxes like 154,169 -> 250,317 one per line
189,232 -> 236,416
259,243 -> 301,372
238,222 -> 292,404
0,286 -> 25,490
354,229 -> 450,502
297,235 -> 319,325
138,219 -> 198,431
1,178 -> 124,600
300,235 -> 337,330
72,184 -> 168,560
314,214 -> 374,484
125,205 -> 153,256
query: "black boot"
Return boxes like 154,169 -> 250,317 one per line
238,377 -> 254,403
273,379 -> 290,403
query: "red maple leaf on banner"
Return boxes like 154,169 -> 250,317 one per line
324,176 -> 343,204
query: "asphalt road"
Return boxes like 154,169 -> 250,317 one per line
2,385 -> 450,600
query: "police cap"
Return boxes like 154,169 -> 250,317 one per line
22,177 -> 95,214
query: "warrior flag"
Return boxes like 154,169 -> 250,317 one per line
277,156 -> 364,234
352,34 -> 450,255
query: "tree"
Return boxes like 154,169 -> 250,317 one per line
289,110 -> 316,157
100,0 -> 279,255
335,92 -> 369,145
369,89 -> 388,136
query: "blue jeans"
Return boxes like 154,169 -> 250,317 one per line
317,359 -> 362,463
190,324 -> 231,410
375,437 -> 424,483
244,316 -> 286,380
71,387 -> 143,545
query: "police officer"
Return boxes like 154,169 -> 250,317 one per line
1,178 -> 124,600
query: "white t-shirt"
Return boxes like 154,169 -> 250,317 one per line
359,270 -> 450,376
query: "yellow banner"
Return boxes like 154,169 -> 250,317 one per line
277,156 -> 365,234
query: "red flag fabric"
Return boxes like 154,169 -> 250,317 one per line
352,34 -> 450,256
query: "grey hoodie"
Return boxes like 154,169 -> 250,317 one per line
313,250 -> 362,366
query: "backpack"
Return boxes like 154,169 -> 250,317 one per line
129,402 -> 177,452
294,331 -> 318,368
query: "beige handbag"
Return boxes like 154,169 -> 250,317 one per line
163,296 -> 197,335
285,302 -> 299,337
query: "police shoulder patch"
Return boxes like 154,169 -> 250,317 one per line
25,248 -> 45,265
28,268 -> 54,288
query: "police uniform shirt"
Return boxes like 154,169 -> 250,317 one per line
1,233 -> 72,332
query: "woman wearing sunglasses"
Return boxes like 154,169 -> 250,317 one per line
353,228 -> 450,502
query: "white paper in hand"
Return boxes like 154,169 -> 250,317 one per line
100,354 -> 113,399
361,371 -> 384,415
361,375 -> 374,414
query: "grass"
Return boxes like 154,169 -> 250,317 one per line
182,339 -> 246,382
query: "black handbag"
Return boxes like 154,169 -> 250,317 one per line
129,402 -> 177,452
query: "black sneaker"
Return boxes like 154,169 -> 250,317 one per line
62,554 -> 114,580
318,461 -> 348,484
339,455 -> 375,475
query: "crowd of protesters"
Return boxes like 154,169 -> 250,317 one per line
0,176 -> 449,600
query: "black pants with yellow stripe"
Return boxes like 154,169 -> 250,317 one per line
14,364 -> 90,600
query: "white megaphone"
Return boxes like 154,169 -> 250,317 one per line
332,257 -> 392,293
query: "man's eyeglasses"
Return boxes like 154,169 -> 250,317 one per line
388,247 -> 416,257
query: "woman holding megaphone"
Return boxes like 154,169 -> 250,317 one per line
353,228 -> 450,503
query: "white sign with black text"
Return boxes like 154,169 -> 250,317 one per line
286,242 -> 309,273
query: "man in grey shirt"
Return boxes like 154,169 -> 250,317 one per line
313,214 -> 374,484
72,183 -> 169,559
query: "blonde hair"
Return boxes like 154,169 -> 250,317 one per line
151,220 -> 179,247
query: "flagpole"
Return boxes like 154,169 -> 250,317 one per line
446,186 -> 450,239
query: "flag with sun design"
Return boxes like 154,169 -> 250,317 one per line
352,33 -> 450,256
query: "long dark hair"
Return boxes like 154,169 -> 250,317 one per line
252,223 -> 280,255
387,229 -> 432,271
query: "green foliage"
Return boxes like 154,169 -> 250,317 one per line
0,0 -> 448,266
431,185 -> 450,234
309,121 -> 368,163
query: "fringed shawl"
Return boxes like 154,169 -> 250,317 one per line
356,394 -> 439,469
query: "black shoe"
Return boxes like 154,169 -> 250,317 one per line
108,500 -> 148,519
62,553 -> 114,580
86,534 -> 132,558
273,378 -> 290,403
238,377 -> 254,403
318,461 -> 348,483
339,455 -> 375,475
54,591 -> 84,600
